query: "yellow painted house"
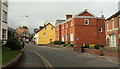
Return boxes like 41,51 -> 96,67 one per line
36,22 -> 55,45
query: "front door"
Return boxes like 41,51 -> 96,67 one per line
110,35 -> 116,47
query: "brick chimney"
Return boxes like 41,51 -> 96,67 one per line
101,15 -> 104,18
66,14 -> 72,20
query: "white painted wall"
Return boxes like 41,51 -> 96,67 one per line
0,0 -> 8,41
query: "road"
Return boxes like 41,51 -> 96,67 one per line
15,43 -> 119,69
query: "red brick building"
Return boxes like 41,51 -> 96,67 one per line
106,11 -> 120,48
55,9 -> 106,46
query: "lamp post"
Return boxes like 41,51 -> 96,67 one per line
18,15 -> 29,42
19,15 -> 29,27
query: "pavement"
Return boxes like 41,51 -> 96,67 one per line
14,48 -> 47,68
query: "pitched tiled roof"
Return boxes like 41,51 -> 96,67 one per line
21,28 -> 28,32
106,11 -> 120,20
75,9 -> 97,17
56,9 -> 99,25
17,27 -> 28,32
36,23 -> 55,33
57,20 -> 66,24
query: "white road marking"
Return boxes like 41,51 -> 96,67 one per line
27,48 -> 54,69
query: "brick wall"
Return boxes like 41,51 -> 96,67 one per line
106,14 -> 119,47
97,18 -> 106,45
55,10 -> 106,47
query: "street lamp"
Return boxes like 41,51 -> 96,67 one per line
18,15 -> 29,26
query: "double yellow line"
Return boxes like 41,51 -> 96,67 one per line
27,49 -> 54,69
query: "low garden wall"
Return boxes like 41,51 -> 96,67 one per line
83,48 -> 119,57
103,51 -> 119,57
84,48 -> 101,55
49,42 -> 119,58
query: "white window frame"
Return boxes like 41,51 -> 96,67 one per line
106,22 -> 109,31
43,33 -> 46,37
70,33 -> 74,41
66,23 -> 68,28
62,35 -> 64,42
66,34 -> 68,41
71,22 -> 73,26
57,27 -> 59,31
62,25 -> 64,30
2,29 -> 6,39
2,10 -> 7,22
99,28 -> 103,32
51,27 -> 54,30
112,20 -> 114,29
84,19 -> 89,25
109,35 -> 116,47
118,17 -> 120,28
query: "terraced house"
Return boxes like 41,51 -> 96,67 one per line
0,0 -> 8,43
55,9 -> 106,46
34,21 -> 55,45
106,11 -> 120,48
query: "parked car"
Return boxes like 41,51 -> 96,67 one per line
25,39 -> 29,43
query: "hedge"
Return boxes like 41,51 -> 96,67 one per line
53,41 -> 65,45
5,37 -> 22,50
82,44 -> 104,49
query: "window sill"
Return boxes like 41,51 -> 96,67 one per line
2,21 -> 7,24
84,24 -> 89,26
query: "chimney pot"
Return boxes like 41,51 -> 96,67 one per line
101,15 -> 104,18
66,14 -> 72,20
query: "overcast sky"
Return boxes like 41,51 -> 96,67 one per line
8,0 -> 120,33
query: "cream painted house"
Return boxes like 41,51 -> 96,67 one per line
0,0 -> 8,43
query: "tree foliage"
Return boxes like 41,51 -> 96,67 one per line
28,34 -> 34,41
22,26 -> 28,30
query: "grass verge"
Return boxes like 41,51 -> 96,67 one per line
2,47 -> 20,65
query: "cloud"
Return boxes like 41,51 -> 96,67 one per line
8,0 -> 120,2
8,2 -> 118,33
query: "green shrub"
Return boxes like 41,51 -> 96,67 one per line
94,45 -> 100,49
89,44 -> 95,49
94,44 -> 104,49
0,40 -> 2,44
63,44 -> 69,47
81,45 -> 89,48
5,37 -> 22,50
0,40 -> 2,47
70,44 -> 74,47
67,42 -> 70,44
53,41 -> 65,45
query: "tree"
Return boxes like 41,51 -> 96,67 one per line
8,30 -> 15,39
28,34 -> 34,41
22,26 -> 28,30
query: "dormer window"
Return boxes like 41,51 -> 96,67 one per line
84,19 -> 89,25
